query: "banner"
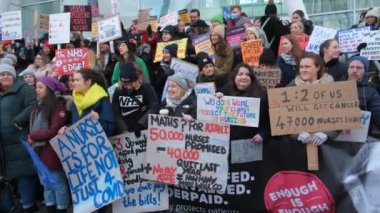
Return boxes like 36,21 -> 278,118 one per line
143,114 -> 230,192
268,81 -> 362,136
178,9 -> 190,25
137,9 -> 151,31
49,13 -> 71,44
153,38 -> 188,62
305,26 -> 337,53
55,48 -> 89,75
360,30 -> 380,60
253,66 -> 281,89
226,27 -> 245,49
193,33 -> 214,58
159,11 -> 178,29
278,34 -> 309,55
335,111 -> 371,143
338,27 -> 371,53
64,5 -> 92,31
197,94 -> 261,127
38,12 -> 49,32
0,11 -> 22,40
50,115 -> 125,213
111,131 -> 169,213
241,39 -> 263,66
195,83 -> 216,96
97,14 -> 122,43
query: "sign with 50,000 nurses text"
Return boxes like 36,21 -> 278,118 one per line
55,48 -> 89,75
50,115 -> 125,213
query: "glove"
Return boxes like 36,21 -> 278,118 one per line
134,124 -> 144,138
297,132 -> 311,144
147,24 -> 153,37
312,132 -> 328,146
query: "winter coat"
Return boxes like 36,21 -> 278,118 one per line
161,91 -> 197,119
111,57 -> 150,85
302,19 -> 314,35
260,16 -> 290,56
324,58 -> 347,81
0,79 -> 37,179
276,56 -> 297,86
151,61 -> 174,101
70,97 -> 115,137
112,83 -> 159,131
196,68 -> 229,92
99,52 -> 118,86
356,81 -> 380,135
215,46 -> 234,75
29,100 -> 68,171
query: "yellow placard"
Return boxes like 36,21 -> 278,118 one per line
154,38 -> 188,62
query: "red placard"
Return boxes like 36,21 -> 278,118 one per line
55,48 -> 89,75
278,34 -> 310,55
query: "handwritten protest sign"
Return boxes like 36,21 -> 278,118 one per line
137,9 -> 151,31
253,66 -> 281,89
159,11 -> 178,29
38,12 -> 49,32
338,27 -> 371,53
278,35 -> 309,55
0,11 -> 22,40
55,48 -> 89,75
268,81 -> 362,136
50,115 -> 125,213
195,83 -> 216,96
64,6 -> 92,31
153,38 -> 188,62
305,26 -> 337,53
335,111 -> 371,143
88,0 -> 100,18
49,13 -> 71,44
193,33 -> 214,58
97,14 -> 122,43
111,131 -> 169,213
143,114 -> 230,192
226,27 -> 245,49
197,94 -> 261,127
92,21 -> 99,39
360,30 -> 380,60
149,16 -> 158,32
231,139 -> 263,164
178,9 -> 190,25
241,39 -> 263,66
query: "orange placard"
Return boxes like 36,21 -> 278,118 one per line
241,39 -> 263,66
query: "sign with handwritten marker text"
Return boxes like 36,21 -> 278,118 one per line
193,33 -> 215,58
335,111 -> 371,143
241,39 -> 263,66
338,27 -> 371,53
195,83 -> 216,95
0,11 -> 22,40
360,30 -> 380,60
268,81 -> 362,136
305,26 -> 337,53
197,94 -> 261,127
253,66 -> 281,89
111,131 -> 169,213
159,11 -> 178,29
55,48 -> 89,75
143,114 -> 230,192
50,115 -> 125,213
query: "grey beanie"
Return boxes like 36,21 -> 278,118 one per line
167,74 -> 194,91
4,54 -> 18,64
0,64 -> 16,78
19,67 -> 36,77
1,57 -> 14,66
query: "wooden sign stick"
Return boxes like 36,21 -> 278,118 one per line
307,143 -> 319,171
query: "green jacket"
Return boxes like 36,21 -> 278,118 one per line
0,79 -> 37,179
111,56 -> 150,85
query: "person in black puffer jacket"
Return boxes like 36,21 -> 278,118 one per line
291,10 -> 314,35
319,39 -> 347,81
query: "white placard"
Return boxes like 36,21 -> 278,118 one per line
305,26 -> 337,53
49,13 -> 71,44
335,111 -> 371,143
338,27 -> 371,53
98,14 -> 122,43
159,11 -> 178,29
1,11 -> 22,40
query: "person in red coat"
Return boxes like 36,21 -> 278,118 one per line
28,76 -> 69,213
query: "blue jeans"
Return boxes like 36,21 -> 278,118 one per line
38,171 -> 69,209
17,176 -> 37,208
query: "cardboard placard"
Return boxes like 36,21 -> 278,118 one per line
278,35 -> 309,55
305,26 -> 337,53
159,11 -> 178,29
49,13 -> 71,44
338,27 -> 371,53
193,33 -> 214,58
178,9 -> 190,25
0,11 -> 22,40
97,14 -> 122,43
197,94 -> 261,127
149,16 -> 158,32
64,5 -> 92,31
360,30 -> 380,60
226,27 -> 245,49
137,9 -> 151,31
335,111 -> 371,143
55,48 -> 89,75
241,39 -> 263,66
253,66 -> 281,89
268,81 -> 362,136
142,114 -> 230,192
153,38 -> 188,62
195,83 -> 216,96
111,131 -> 169,213
38,12 -> 49,32
50,115 -> 125,213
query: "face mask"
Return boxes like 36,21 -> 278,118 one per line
231,13 -> 239,20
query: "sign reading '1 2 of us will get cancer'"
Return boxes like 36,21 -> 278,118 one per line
197,94 -> 261,127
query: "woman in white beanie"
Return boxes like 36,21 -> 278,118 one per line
210,25 -> 234,75
245,27 -> 270,48
358,7 -> 380,30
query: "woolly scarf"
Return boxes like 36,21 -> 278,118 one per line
166,89 -> 192,108
281,53 -> 297,66
73,83 -> 108,116
30,103 -> 49,146
294,73 -> 334,86
160,60 -> 172,75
